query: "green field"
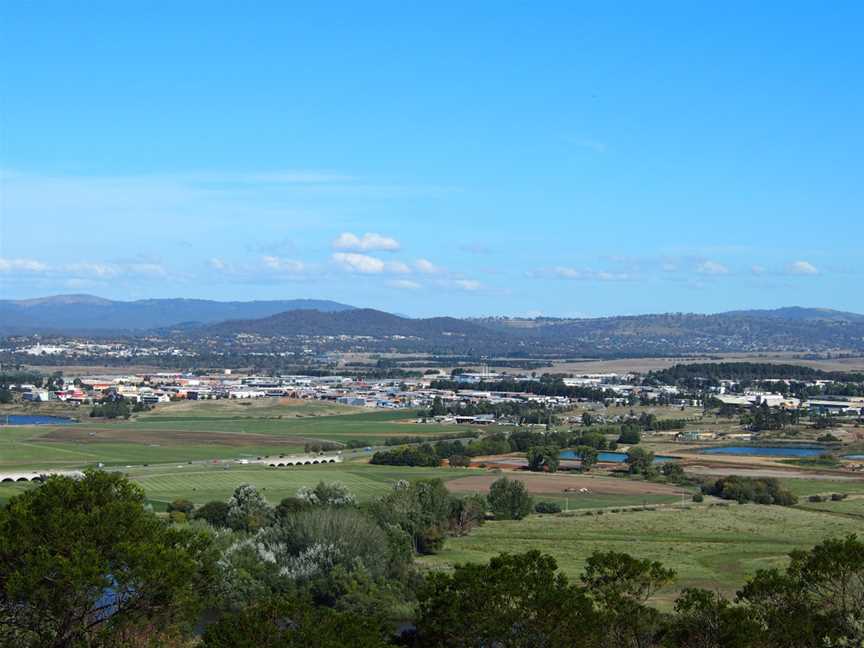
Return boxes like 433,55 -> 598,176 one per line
422,503 -> 864,604
0,400 -> 481,470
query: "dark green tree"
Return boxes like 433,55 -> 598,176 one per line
0,470 -> 215,648
488,476 -> 533,520
415,551 -> 597,648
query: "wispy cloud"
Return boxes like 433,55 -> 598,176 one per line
0,258 -> 50,273
389,279 -> 422,290
786,260 -> 819,276
332,232 -> 401,252
0,257 -> 166,278
415,258 -> 442,274
262,256 -> 306,273
332,252 -> 409,275
530,266 -> 634,282
695,260 -> 729,276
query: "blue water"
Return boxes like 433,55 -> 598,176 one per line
560,450 -> 675,463
844,455 -> 864,460
1,415 -> 77,425
699,446 -> 824,458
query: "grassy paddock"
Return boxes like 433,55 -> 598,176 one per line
124,463 -> 478,507
0,402 -> 482,470
422,503 -> 864,605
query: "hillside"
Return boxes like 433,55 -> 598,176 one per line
0,295 -> 355,333
203,308 -> 499,341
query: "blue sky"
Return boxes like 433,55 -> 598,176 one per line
1,2 -> 862,317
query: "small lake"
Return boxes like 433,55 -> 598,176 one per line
560,450 -> 675,463
1,415 -> 77,426
698,446 -> 824,458
844,454 -> 864,460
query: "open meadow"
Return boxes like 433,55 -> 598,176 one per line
422,501 -> 864,605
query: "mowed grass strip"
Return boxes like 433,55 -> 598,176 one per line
422,504 -> 864,604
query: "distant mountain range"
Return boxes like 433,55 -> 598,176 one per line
0,295 -> 355,333
3,296 -> 864,355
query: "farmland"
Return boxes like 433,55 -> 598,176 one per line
422,501 -> 864,604
0,399 -> 479,471
3,396 -> 864,603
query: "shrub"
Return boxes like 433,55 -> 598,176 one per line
692,493 -> 704,503
534,501 -> 562,514
808,494 -> 825,503
831,493 -> 848,501
167,498 -> 195,515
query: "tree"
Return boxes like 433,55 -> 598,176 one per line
371,479 -> 454,555
448,454 -> 470,467
429,396 -> 447,417
668,588 -> 760,648
415,551 -> 597,648
576,445 -> 598,472
660,462 -> 685,482
488,476 -> 533,520
625,446 -> 655,475
167,498 -> 195,516
0,388 -> 12,404
526,445 -> 560,473
296,481 -> 357,507
202,596 -> 392,647
581,412 -> 594,427
226,484 -> 273,532
0,470 -> 214,648
581,551 -> 675,648
618,424 -> 641,445
193,501 -> 231,528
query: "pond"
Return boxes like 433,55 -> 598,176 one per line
843,454 -> 864,460
1,414 -> 77,425
698,446 -> 825,458
560,450 -> 676,463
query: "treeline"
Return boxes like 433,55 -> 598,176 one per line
1,470 -> 861,647
647,362 -> 864,388
702,475 -> 798,505
371,427 -> 627,468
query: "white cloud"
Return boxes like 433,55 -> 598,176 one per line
262,256 -> 306,273
0,258 -> 167,278
332,232 -> 400,252
125,263 -> 167,277
386,260 -> 411,274
208,257 -> 228,270
389,279 -> 421,290
415,258 -> 442,274
64,262 -> 119,278
453,279 -> 482,291
332,252 -> 386,274
533,267 -> 633,281
751,265 -> 766,276
696,260 -> 729,276
787,260 -> 818,275
0,257 -> 50,273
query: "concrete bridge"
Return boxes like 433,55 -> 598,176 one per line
0,469 -> 84,483
251,453 -> 344,468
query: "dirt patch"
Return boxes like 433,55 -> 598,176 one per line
34,426 -> 308,448
445,473 -> 687,496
